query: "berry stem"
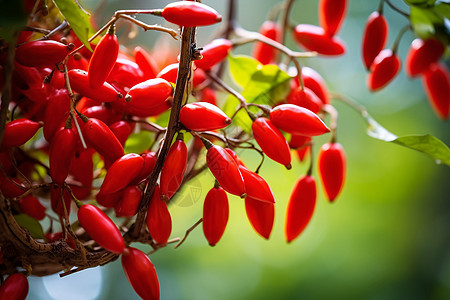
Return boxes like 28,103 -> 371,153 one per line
391,25 -> 410,55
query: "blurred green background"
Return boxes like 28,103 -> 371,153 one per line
26,0 -> 450,299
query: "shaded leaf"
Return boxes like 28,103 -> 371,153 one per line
392,135 -> 450,166
52,0 -> 95,51
410,6 -> 445,38
14,214 -> 45,239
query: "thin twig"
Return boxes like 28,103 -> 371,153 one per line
174,218 -> 203,249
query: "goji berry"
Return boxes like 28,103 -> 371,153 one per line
245,196 -> 274,239
362,11 -> 389,70
160,136 -> 187,200
195,39 -> 233,70
293,24 -> 346,56
319,0 -> 347,36
147,185 -> 172,245
405,38 -> 445,77
252,21 -> 281,65
161,1 -> 222,27
203,186 -> 229,246
422,63 -> 450,120
239,165 -> 275,204
19,195 -> 46,220
318,142 -> 346,202
367,49 -> 401,91
1,118 -> 41,149
15,40 -> 72,67
180,102 -> 231,131
0,273 -> 29,300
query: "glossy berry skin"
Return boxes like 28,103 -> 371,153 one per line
206,145 -> 246,197
269,104 -> 330,136
293,24 -> 346,56
319,0 -> 347,36
19,195 -> 46,220
367,49 -> 401,91
301,67 -> 330,104
160,139 -> 188,200
115,185 -> 143,217
285,175 -> 316,243
134,46 -> 159,80
238,165 -> 275,204
50,184 -> 72,216
81,118 -> 124,164
99,153 -> 144,195
422,63 -> 450,120
0,273 -> 29,300
121,247 -> 160,300
203,186 -> 229,246
110,121 -> 132,147
131,151 -> 157,185
287,87 -> 322,114
245,196 -> 274,240
43,89 -> 71,142
405,38 -> 445,77
125,78 -> 173,114
252,117 -> 291,169
49,128 -> 77,184
180,102 -> 231,131
15,40 -> 71,67
362,11 -> 389,70
195,39 -> 233,70
88,30 -> 119,88
78,204 -> 125,254
318,142 -> 346,202
68,69 -> 122,103
161,1 -> 222,27
253,21 -> 281,65
147,185 -> 172,245
1,118 -> 40,148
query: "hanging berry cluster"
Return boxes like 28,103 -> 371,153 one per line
0,0 -> 448,299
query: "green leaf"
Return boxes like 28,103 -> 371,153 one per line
52,0 -> 95,51
434,3 -> 450,19
410,6 -> 445,38
392,135 -> 450,166
14,214 -> 45,239
404,0 -> 436,6
228,55 -> 261,88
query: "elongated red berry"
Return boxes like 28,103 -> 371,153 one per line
270,104 -> 329,136
81,117 -> 124,164
108,58 -> 145,88
78,204 -> 125,254
0,175 -> 26,198
49,128 -> 77,184
130,151 -> 157,185
68,69 -> 122,103
287,87 -> 322,114
43,89 -> 70,142
15,40 -> 71,67
147,185 -> 172,245
203,186 -> 229,246
405,38 -> 445,77
0,273 -> 29,300
161,1 -> 222,27
206,144 -> 246,197
422,63 -> 450,120
125,78 -> 173,113
1,118 -> 41,148
69,149 -> 94,200
99,153 -> 144,195
19,195 -> 46,220
367,49 -> 401,91
245,196 -> 274,239
319,0 -> 347,36
239,165 -> 275,204
134,46 -> 159,80
180,102 -> 231,131
252,117 -> 291,169
110,121 -> 132,147
115,185 -> 143,217
195,39 -> 232,70
318,142 -> 346,202
50,184 -> 72,216
285,175 -> 316,243
293,24 -> 346,56
301,67 -> 330,105
88,27 -> 119,88
362,11 -> 389,70
121,247 -> 160,300
252,21 -> 281,65
290,135 -> 311,162
160,137 -> 187,200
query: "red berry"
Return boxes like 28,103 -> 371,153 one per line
362,11 -> 389,70
125,78 -> 173,116
161,1 -> 222,27
147,185 -> 172,245
131,151 -> 157,185
287,87 -> 322,114
319,0 -> 347,36
88,29 -> 119,88
160,138 -> 188,200
206,145 -> 246,197
422,63 -> 450,120
252,117 -> 291,169
293,24 -> 346,56
78,204 -> 125,254
69,149 -> 94,200
367,49 -> 401,91
0,273 -> 29,300
43,89 -> 70,142
110,121 -> 132,147
50,184 -> 72,217
195,39 -> 233,70
318,142 -> 346,202
238,165 -> 275,204
252,21 -> 281,65
269,104 -> 330,136
134,46 -> 159,80
121,247 -> 160,300
68,69 -> 122,103
19,195 -> 46,220
285,175 -> 316,243
115,185 -> 143,217
49,128 -> 77,184
107,58 -> 145,88
301,66 -> 330,105
245,196 -> 274,239
180,102 -> 231,131
15,40 -> 71,67
1,118 -> 41,148
405,38 -> 445,77
202,186 -> 229,246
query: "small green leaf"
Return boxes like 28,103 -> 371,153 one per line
410,6 -> 445,38
228,55 -> 261,88
434,3 -> 450,19
404,0 -> 436,6
52,0 -> 95,51
14,214 -> 45,239
124,131 -> 153,154
392,135 -> 450,166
